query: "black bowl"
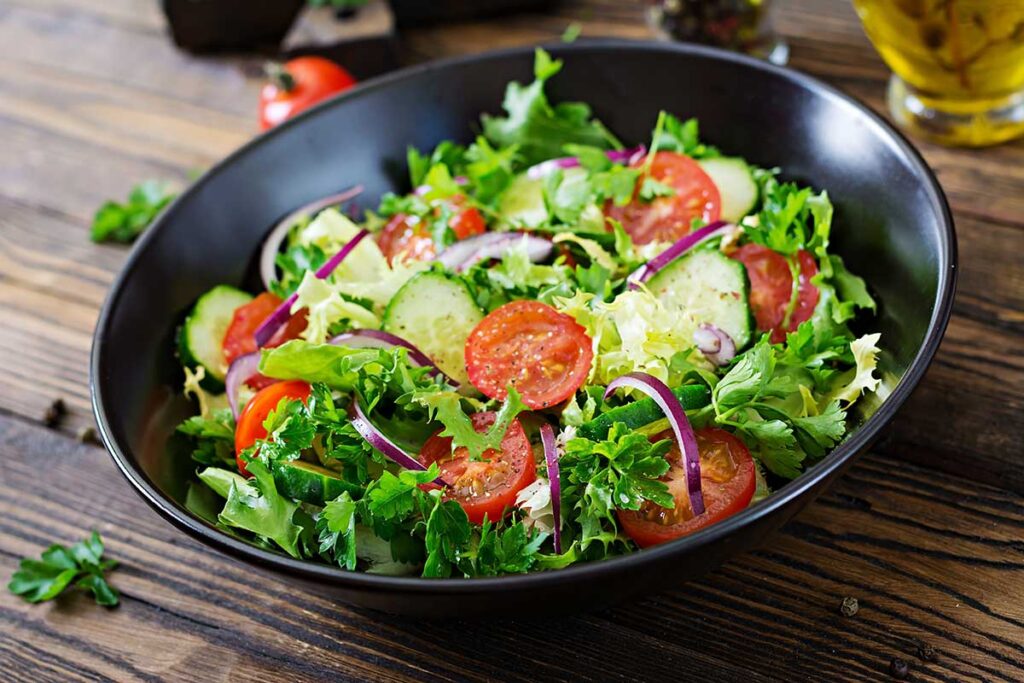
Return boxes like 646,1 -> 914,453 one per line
91,41 -> 956,617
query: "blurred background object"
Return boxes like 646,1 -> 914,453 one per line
853,0 -> 1024,146
282,1 -> 399,79
388,0 -> 555,26
646,0 -> 789,64
162,0 -> 307,52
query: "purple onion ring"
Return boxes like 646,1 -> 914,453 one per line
605,372 -> 705,516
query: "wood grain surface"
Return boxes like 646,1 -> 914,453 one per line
1,0 -> 1022,680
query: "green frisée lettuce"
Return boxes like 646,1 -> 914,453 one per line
482,48 -> 621,167
170,48 -> 886,580
409,386 -> 529,461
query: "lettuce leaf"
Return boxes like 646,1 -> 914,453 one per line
292,270 -> 379,343
409,386 -> 529,461
482,48 -> 620,167
218,460 -> 302,558
828,333 -> 882,405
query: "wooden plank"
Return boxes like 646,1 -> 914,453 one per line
0,414 -> 1021,681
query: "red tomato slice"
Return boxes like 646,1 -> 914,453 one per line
604,151 -> 721,245
617,428 -> 756,548
732,244 -> 820,343
234,380 -> 312,475
222,293 -> 307,390
377,197 -> 487,265
417,412 -> 536,525
465,300 -> 594,410
378,215 -> 436,265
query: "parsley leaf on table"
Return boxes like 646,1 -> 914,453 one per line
8,531 -> 119,606
91,180 -> 176,244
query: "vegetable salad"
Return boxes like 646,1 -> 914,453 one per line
174,49 -> 881,577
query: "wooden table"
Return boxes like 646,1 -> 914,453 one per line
1,1 -> 1022,680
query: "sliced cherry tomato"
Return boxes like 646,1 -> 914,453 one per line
732,244 -> 820,343
222,293 -> 307,390
618,428 -> 756,548
417,412 -> 535,525
259,57 -> 357,131
604,151 -> 721,245
234,380 -> 312,475
377,197 -> 487,265
464,300 -> 594,410
377,215 -> 436,265
449,204 -> 487,240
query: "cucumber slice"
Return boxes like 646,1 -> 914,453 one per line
576,384 -> 711,441
647,248 -> 753,351
382,271 -> 484,386
498,173 -> 548,228
497,168 -> 591,229
178,285 -> 252,386
699,157 -> 758,223
272,461 -> 358,505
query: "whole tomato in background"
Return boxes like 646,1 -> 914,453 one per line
258,56 -> 357,130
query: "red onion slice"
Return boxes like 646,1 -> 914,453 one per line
627,221 -> 731,289
539,422 -> 562,554
604,372 -> 705,516
328,329 -> 457,386
525,146 -> 647,180
351,400 -> 446,485
693,323 -> 737,366
435,232 -> 552,272
225,352 -> 263,419
253,229 -> 370,347
259,186 -> 364,291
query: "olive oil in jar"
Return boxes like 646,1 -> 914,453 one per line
853,0 -> 1024,146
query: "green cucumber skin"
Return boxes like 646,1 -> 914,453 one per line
272,461 -> 358,505
382,270 -> 483,386
176,322 -> 225,393
698,157 -> 758,223
648,249 -> 754,351
576,384 -> 711,441
178,285 -> 252,391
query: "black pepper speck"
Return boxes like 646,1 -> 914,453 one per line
889,657 -> 909,679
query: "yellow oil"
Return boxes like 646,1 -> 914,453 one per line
853,0 -> 1024,146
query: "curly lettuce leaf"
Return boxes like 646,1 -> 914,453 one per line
292,270 -> 379,343
409,386 -> 529,461
482,48 -> 620,167
828,333 -> 882,405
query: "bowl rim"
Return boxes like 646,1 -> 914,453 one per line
90,38 -> 957,595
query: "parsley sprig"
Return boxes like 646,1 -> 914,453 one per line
91,180 -> 176,244
560,422 -> 675,550
8,531 -> 119,606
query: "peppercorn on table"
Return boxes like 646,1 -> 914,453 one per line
1,0 -> 1022,680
